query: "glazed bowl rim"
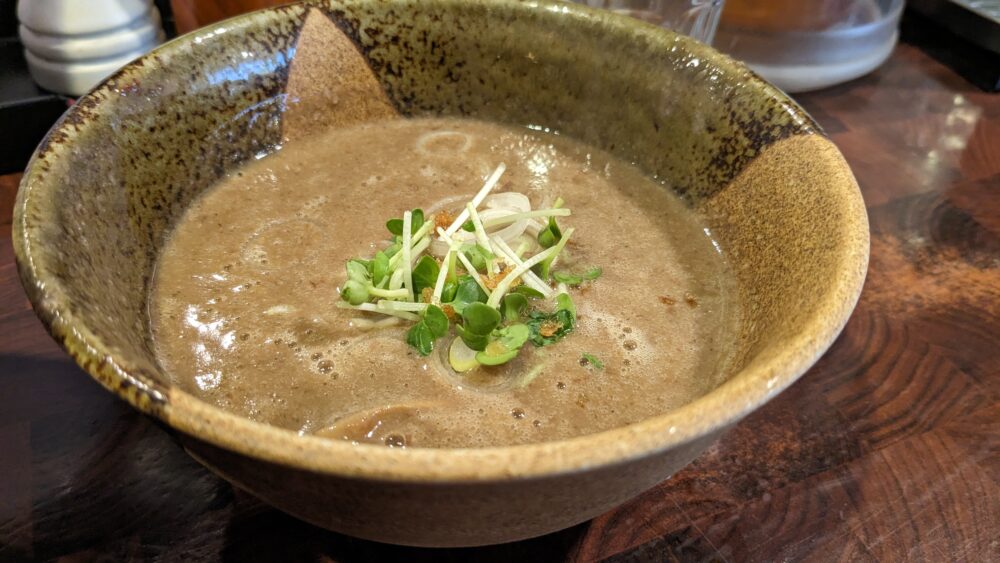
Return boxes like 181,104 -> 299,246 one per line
14,0 -> 869,483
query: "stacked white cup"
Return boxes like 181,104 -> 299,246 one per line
17,0 -> 165,96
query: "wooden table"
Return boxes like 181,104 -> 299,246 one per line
2,43 -> 998,562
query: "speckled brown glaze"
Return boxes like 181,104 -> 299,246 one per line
282,8 -> 399,142
13,0 -> 868,547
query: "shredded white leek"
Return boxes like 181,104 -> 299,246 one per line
376,300 -> 429,312
388,267 -> 405,290
438,227 -> 492,296
481,208 -> 570,229
431,246 -> 454,303
401,210 -> 414,302
490,236 -> 552,297
443,163 -> 506,236
408,236 -> 431,266
336,301 -> 420,321
486,245 -> 559,307
350,317 -> 401,330
369,287 -> 409,299
466,202 -> 493,251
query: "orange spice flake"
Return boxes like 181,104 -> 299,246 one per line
484,263 -> 522,290
539,320 -> 563,338
433,211 -> 454,231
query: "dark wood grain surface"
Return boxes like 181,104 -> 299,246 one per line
2,42 -> 999,562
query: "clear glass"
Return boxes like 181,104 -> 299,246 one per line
714,0 -> 904,92
567,0 -> 726,45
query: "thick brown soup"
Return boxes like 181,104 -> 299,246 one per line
151,117 -> 739,448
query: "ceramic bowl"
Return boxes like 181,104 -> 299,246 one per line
13,0 -> 868,547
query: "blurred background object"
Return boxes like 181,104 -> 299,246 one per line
566,0 -> 725,45
904,0 -> 1000,91
2,0 -> 995,175
714,0 -> 904,93
171,0 -> 284,33
16,0 -> 166,96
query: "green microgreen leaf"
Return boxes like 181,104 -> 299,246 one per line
340,279 -> 369,306
383,240 -> 401,259
501,293 -> 529,322
412,209 -> 425,232
441,280 -> 458,308
441,281 -> 458,304
423,305 -> 449,338
411,255 -> 440,300
462,244 -> 493,272
386,208 -> 425,236
405,305 -> 449,356
372,251 -> 390,286
513,286 -> 545,299
461,302 -> 501,335
552,271 -> 582,286
535,227 -> 574,280
497,323 -> 530,350
553,267 -> 602,287
556,292 -> 576,318
461,220 -> 475,232
455,324 -> 490,351
581,353 -> 604,370
346,260 -> 370,283
475,324 -> 530,366
526,298 -> 576,347
476,346 -> 518,366
448,275 -> 488,314
386,218 -> 403,236
406,323 -> 434,356
446,248 -> 458,284
537,216 -> 562,248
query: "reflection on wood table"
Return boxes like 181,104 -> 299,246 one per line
1,42 -> 998,562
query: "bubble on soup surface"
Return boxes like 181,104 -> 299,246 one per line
384,434 -> 407,448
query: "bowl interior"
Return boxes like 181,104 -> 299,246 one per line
14,0 -> 867,477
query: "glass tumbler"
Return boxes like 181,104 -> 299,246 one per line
567,0 -> 726,45
715,0 -> 904,92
